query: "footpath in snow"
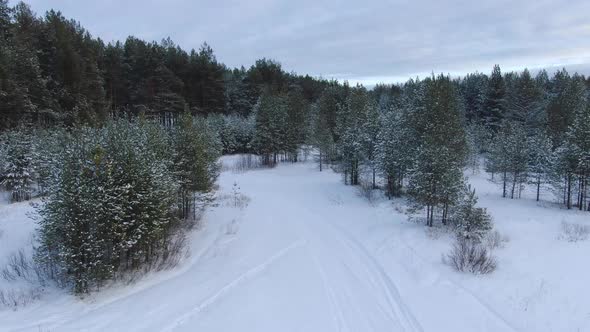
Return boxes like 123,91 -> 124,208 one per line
0,156 -> 589,331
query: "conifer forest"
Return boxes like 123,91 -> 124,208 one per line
1,1 -> 590,331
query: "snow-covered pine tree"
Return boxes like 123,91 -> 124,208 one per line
527,131 -> 553,201
483,65 -> 506,131
173,112 -> 221,219
336,85 -> 370,186
309,102 -> 334,171
361,97 -> 380,188
548,74 -> 588,209
252,89 -> 288,166
505,69 -> 545,136
451,185 -> 493,242
376,94 -> 416,198
460,72 -> 488,124
0,126 -> 35,201
285,88 -> 309,162
487,121 -> 528,199
559,98 -> 590,210
407,74 -> 467,226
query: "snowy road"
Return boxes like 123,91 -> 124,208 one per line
1,159 -> 519,331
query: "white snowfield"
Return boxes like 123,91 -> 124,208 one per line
1,156 -> 589,331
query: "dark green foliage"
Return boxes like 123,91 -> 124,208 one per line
407,75 -> 467,226
34,117 -> 220,294
451,185 -> 493,241
252,90 -> 288,166
483,65 -> 506,130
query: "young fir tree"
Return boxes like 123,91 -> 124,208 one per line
173,112 -> 221,218
451,185 -> 493,242
407,75 -> 467,227
0,126 -> 35,201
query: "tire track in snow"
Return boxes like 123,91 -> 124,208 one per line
388,235 -> 521,332
318,216 -> 424,332
303,242 -> 352,332
161,239 -> 306,332
292,200 -> 422,332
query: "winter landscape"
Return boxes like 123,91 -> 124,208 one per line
1,0 -> 590,331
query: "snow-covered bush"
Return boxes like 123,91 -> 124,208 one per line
443,237 -> 497,274
559,221 -> 590,242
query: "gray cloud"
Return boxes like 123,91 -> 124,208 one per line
14,0 -> 590,84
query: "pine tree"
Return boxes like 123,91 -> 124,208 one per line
506,69 -> 544,135
0,126 -> 34,201
173,112 -> 221,218
487,121 -> 528,199
336,85 -> 370,186
451,185 -> 493,241
483,65 -> 506,131
527,131 -> 553,201
461,72 -> 488,123
361,98 -> 380,188
558,100 -> 590,210
309,102 -> 334,171
407,75 -> 467,226
285,88 -> 309,161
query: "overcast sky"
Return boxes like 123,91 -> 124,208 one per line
13,0 -> 590,85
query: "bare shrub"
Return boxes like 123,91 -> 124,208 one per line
0,288 -> 43,310
426,225 -> 450,240
230,154 -> 263,173
357,181 -> 377,204
0,249 -> 52,310
115,231 -> 189,285
443,237 -> 497,274
484,230 -> 509,250
2,249 -> 38,283
559,221 -> 590,242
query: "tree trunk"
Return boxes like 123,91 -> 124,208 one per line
502,171 -> 507,198
567,174 -> 572,209
536,175 -> 541,202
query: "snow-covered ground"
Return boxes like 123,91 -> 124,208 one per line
0,157 -> 589,331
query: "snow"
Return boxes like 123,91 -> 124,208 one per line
0,157 -> 589,331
